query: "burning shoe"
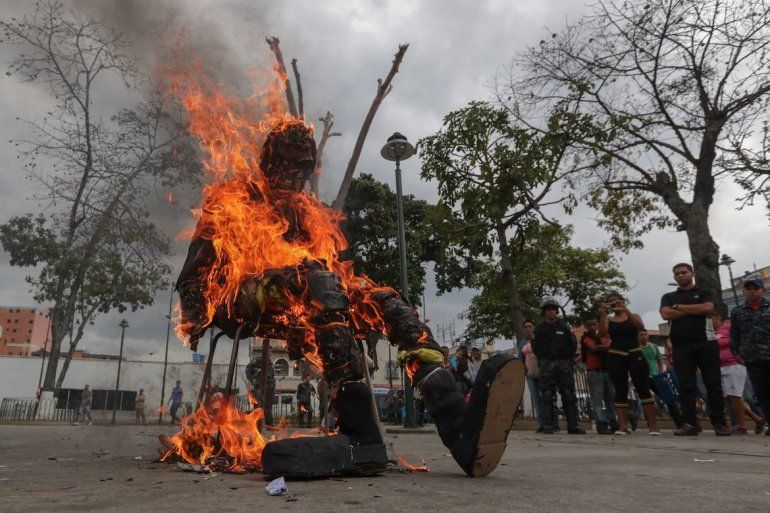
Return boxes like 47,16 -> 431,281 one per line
417,353 -> 525,477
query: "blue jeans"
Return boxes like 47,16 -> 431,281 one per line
526,375 -> 543,427
586,369 -> 618,429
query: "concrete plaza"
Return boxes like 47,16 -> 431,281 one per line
0,423 -> 768,512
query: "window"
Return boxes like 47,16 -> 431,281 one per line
274,359 -> 289,377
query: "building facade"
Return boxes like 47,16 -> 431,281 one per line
0,306 -> 50,356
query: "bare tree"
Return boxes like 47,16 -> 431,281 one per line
505,0 -> 770,294
0,1 -> 198,394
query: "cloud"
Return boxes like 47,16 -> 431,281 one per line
0,0 -> 768,359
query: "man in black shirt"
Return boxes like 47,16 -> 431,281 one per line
660,263 -> 728,436
533,297 -> 585,435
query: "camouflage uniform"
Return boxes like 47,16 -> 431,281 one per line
532,319 -> 580,431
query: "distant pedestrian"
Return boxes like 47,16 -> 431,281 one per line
134,388 -> 146,425
639,329 -> 684,429
440,346 -> 450,367
581,318 -> 618,434
72,384 -> 93,426
599,293 -> 660,435
730,277 -> 770,436
296,375 -> 316,427
450,346 -> 472,395
660,263 -> 728,436
532,297 -> 585,434
468,347 -> 483,385
712,308 -> 762,434
521,319 -> 546,432
169,380 -> 183,424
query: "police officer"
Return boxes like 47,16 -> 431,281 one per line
533,297 -> 585,434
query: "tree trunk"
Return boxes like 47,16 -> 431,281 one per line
684,205 -> 722,297
41,306 -> 66,394
496,223 -> 526,345
54,313 -> 89,395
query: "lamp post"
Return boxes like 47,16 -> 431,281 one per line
381,132 -> 417,428
719,254 -> 740,307
111,319 -> 129,425
159,288 -> 174,424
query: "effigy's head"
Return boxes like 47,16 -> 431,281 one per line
260,120 -> 317,192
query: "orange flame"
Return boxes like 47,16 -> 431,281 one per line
395,455 -> 429,472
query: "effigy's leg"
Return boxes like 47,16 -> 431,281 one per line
369,289 -> 526,477
261,269 -> 386,478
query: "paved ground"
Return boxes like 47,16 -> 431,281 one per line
1,423 -> 769,513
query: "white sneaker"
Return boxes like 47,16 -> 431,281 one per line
614,430 -> 628,436
87,421 -> 93,426
649,430 -> 662,436
71,422 -> 79,426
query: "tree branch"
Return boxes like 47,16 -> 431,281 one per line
265,36 -> 298,117
332,44 -> 409,211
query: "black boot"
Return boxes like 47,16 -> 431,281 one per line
418,354 -> 525,477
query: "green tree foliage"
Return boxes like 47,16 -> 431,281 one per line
462,224 -> 628,341
341,173 -> 435,306
419,101 -> 592,342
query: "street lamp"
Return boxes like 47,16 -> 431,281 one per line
719,253 -> 740,307
111,319 -> 129,425
381,132 -> 417,428
159,288 -> 174,424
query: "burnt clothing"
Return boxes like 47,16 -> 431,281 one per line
730,298 -> 770,363
538,358 -> 580,430
606,351 -> 654,409
607,318 -> 640,353
660,287 -> 718,343
532,320 -> 577,361
672,339 -> 725,427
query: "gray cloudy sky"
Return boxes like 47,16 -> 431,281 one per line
1,0 -> 768,362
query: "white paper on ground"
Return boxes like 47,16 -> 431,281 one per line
266,476 -> 288,496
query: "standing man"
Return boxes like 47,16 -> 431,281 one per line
660,263 -> 728,436
581,318 -> 618,434
72,384 -> 93,426
134,388 -> 147,425
639,329 -> 684,429
468,347 -> 483,385
296,375 -> 316,428
169,380 -> 183,424
532,297 -> 585,434
730,277 -> 770,436
245,345 -> 276,426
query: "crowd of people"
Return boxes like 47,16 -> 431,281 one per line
517,262 -> 770,436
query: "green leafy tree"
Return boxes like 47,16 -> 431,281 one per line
507,0 -> 770,295
462,224 -> 628,341
341,173 -> 435,307
419,102 -> 592,343
0,1 -> 198,394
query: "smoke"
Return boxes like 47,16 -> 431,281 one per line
72,0 -> 280,88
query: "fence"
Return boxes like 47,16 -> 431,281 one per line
0,397 -> 76,422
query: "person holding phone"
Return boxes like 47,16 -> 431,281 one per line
598,292 -> 660,435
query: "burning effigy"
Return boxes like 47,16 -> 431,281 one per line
160,60 -> 526,478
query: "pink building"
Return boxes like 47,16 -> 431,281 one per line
0,306 -> 51,356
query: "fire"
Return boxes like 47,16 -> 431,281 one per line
395,455 -> 429,472
162,58 -> 398,471
161,395 -> 317,472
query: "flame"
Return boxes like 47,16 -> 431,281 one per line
395,455 -> 429,472
161,57 -> 399,471
167,191 -> 177,204
161,395 -> 317,472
